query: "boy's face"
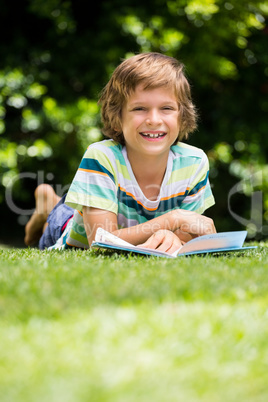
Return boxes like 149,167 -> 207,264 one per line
121,84 -> 180,161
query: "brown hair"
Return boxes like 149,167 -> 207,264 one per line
98,52 -> 198,145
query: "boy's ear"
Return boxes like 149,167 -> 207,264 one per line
113,122 -> 122,132
112,115 -> 122,132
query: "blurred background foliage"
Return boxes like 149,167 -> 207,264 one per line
1,0 -> 268,245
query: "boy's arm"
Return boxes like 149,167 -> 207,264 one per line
83,206 -> 216,247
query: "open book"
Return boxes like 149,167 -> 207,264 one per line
91,228 -> 256,258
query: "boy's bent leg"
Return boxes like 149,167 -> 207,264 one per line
24,184 -> 60,246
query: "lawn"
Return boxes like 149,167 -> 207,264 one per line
1,244 -> 268,402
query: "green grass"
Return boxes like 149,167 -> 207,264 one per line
1,244 -> 268,401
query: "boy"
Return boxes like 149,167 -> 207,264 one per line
25,52 -> 216,254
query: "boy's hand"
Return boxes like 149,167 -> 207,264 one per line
172,209 -> 216,236
137,229 -> 182,255
174,229 -> 198,243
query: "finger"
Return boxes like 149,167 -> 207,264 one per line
201,219 -> 217,234
137,230 -> 167,249
157,238 -> 182,254
174,229 -> 198,243
151,231 -> 182,254
139,229 -> 173,249
155,231 -> 176,251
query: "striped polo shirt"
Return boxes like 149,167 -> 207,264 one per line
54,139 -> 215,249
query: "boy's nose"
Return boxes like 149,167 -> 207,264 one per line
146,109 -> 162,125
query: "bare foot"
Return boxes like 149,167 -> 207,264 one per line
24,184 -> 60,246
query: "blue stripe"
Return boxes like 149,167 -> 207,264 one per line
172,156 -> 201,170
108,143 -> 126,166
157,196 -> 186,212
79,158 -> 115,184
171,143 -> 203,158
117,187 -> 187,220
70,182 -> 117,201
188,172 -> 209,196
180,200 -> 203,211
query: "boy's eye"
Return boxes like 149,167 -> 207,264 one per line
162,106 -> 174,110
131,106 -> 175,111
132,107 -> 145,111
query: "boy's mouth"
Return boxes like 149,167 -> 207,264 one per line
140,131 -> 167,139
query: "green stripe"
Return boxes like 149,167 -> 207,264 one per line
70,182 -> 116,198
65,192 -> 118,213
71,219 -> 87,237
168,165 -> 196,184
84,141 -> 131,181
68,229 -> 88,246
88,195 -> 118,213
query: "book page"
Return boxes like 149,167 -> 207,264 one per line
94,228 -> 134,247
176,231 -> 247,255
93,228 -> 173,257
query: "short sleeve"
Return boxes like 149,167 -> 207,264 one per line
65,144 -> 119,214
180,152 -> 215,214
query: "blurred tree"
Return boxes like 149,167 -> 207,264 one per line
0,0 -> 267,245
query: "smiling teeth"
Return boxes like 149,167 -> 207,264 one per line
142,133 -> 165,138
